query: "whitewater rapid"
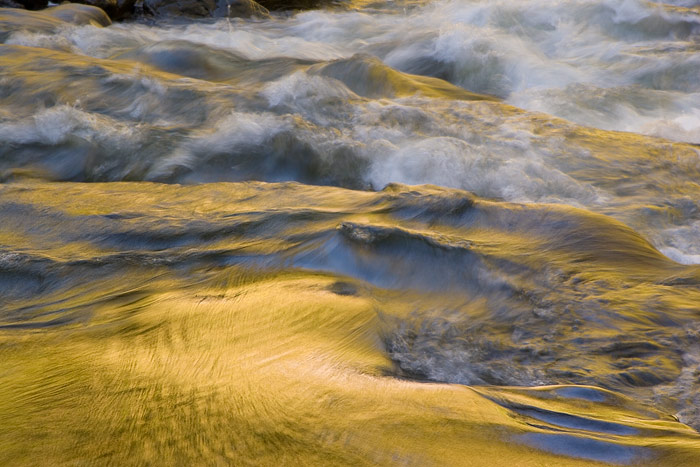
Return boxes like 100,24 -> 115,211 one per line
13,0 -> 700,140
2,0 -> 700,262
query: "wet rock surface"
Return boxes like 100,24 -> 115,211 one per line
0,0 -> 27,9
2,0 -> 327,20
68,0 -> 136,20
143,0 -> 269,18
0,4 -> 110,41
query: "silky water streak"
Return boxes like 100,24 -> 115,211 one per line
1,0 -> 700,465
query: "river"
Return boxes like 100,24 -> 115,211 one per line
1,0 -> 700,464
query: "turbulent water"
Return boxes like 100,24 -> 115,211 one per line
1,0 -> 700,465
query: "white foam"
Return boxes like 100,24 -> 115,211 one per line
2,0 -> 699,258
368,136 -> 599,204
638,112 -> 700,145
42,0 -> 698,145
659,221 -> 700,265
660,247 -> 700,265
5,30 -> 75,52
0,105 -> 139,147
262,71 -> 356,108
148,112 -> 292,179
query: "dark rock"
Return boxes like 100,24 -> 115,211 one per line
144,0 -> 268,18
0,0 -> 25,9
144,0 -> 210,17
0,4 -> 110,42
44,3 -> 111,26
212,0 -> 268,18
112,0 -> 137,18
255,0 -> 323,10
15,0 -> 47,10
72,0 -> 117,15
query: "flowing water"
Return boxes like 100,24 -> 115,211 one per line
1,0 -> 700,465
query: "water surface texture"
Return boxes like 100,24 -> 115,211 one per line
1,0 -> 700,465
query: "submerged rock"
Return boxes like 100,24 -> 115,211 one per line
44,3 -> 111,25
0,4 -> 110,41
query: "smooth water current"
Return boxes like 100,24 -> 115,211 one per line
1,0 -> 700,465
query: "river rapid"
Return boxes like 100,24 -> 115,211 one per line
1,0 -> 700,465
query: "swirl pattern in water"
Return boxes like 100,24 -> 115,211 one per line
1,0 -> 700,465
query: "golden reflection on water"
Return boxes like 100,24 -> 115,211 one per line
2,273 -> 698,466
2,0 -> 700,464
1,182 -> 700,465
